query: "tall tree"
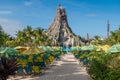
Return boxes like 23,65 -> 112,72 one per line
16,26 -> 51,47
92,35 -> 102,45
0,25 -> 10,47
33,27 -> 44,46
24,26 -> 33,46
105,26 -> 120,45
0,25 -> 4,46
16,30 -> 26,46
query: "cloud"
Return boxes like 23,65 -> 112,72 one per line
0,18 -> 23,37
0,10 -> 12,14
24,1 -> 32,6
85,14 -> 97,17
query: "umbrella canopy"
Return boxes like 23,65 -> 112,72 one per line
101,45 -> 110,51
76,46 -> 81,49
52,46 -> 62,52
22,47 -> 45,55
80,45 -> 96,51
39,46 -> 53,51
70,47 -> 77,51
0,47 -> 19,55
107,44 -> 120,53
15,46 -> 29,52
96,45 -> 110,51
96,45 -> 102,51
46,46 -> 53,51
61,47 -> 70,52
15,46 -> 28,50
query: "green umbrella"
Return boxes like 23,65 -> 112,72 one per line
39,46 -> 53,51
107,44 -> 120,53
0,47 -> 19,55
39,46 -> 47,51
46,46 -> 53,51
70,47 -> 77,51
80,45 -> 96,51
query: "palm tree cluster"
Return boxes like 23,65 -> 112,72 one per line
0,25 -> 52,47
89,27 -> 120,46
16,26 -> 52,47
105,27 -> 120,45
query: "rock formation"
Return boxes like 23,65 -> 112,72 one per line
46,4 -> 84,46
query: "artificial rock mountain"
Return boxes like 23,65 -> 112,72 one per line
46,5 -> 84,46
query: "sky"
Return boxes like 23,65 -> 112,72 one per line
0,0 -> 120,38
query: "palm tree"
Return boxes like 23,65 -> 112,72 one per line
105,27 -> 120,45
16,26 -> 33,46
92,35 -> 101,45
33,27 -> 44,46
16,30 -> 26,46
109,27 -> 120,44
94,35 -> 101,41
16,26 -> 52,47
0,25 -> 10,47
23,26 -> 33,46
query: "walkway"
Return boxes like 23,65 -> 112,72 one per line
40,53 -> 92,80
8,53 -> 92,80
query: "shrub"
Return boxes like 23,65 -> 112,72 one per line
87,51 -> 120,80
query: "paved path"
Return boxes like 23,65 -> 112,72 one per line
39,53 -> 92,80
8,53 -> 92,80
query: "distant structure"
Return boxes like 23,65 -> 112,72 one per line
107,20 -> 110,38
46,4 -> 84,46
87,33 -> 89,40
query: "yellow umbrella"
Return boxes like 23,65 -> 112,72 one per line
22,47 -> 45,55
96,45 -> 110,51
102,45 -> 110,51
15,46 -> 29,53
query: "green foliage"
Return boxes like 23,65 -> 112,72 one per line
91,35 -> 105,45
88,59 -> 109,80
0,25 -> 52,47
107,69 -> 120,80
15,25 -> 52,46
6,40 -> 17,47
0,25 -> 10,47
87,51 -> 120,80
105,27 -> 120,45
0,57 -> 18,80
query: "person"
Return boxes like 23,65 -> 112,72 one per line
65,42 -> 70,53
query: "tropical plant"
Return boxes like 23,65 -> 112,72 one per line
92,35 -> 104,45
15,26 -> 52,47
105,27 -> 120,45
33,27 -> 44,46
16,30 -> 26,46
0,25 -> 10,47
87,51 -> 120,80
0,56 -> 18,80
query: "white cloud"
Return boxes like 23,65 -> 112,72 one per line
0,18 -> 23,37
24,1 -> 32,6
86,14 -> 97,17
0,11 -> 12,14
